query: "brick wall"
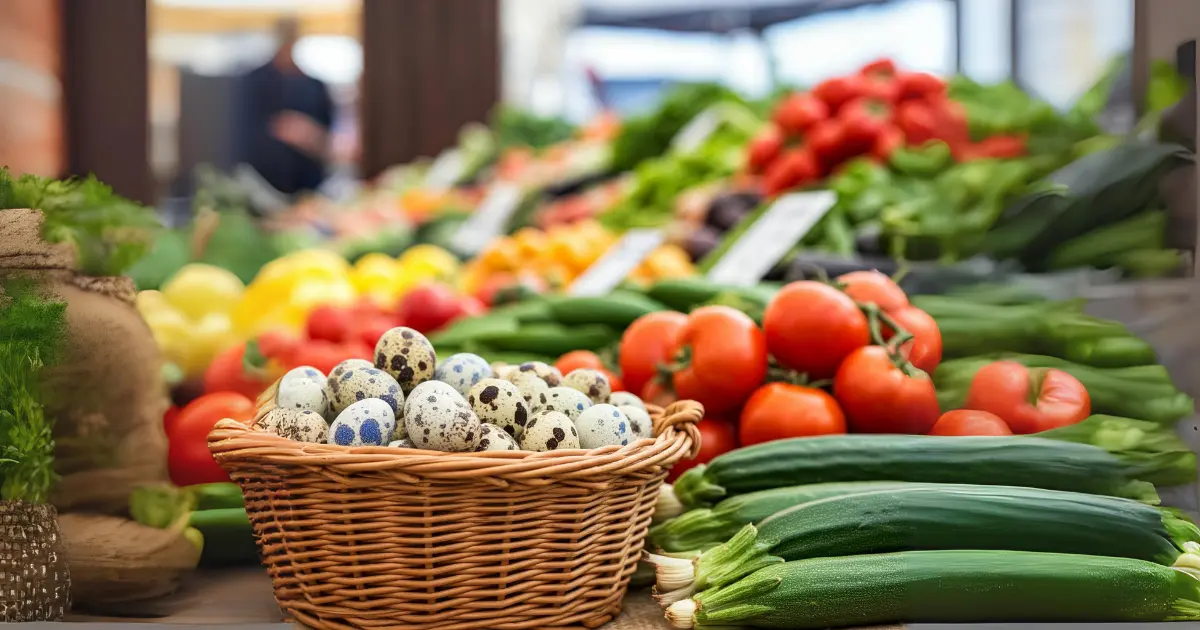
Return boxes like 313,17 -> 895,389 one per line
0,0 -> 63,177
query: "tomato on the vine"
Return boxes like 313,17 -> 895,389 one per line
670,306 -> 768,415
667,417 -> 737,483
835,270 -> 908,313
833,345 -> 941,434
167,392 -> 255,487
620,311 -> 687,398
641,378 -> 676,408
739,383 -> 846,446
556,350 -> 606,374
746,125 -> 785,173
763,281 -> 869,380
929,410 -> 1013,436
773,93 -> 829,135
883,306 -> 942,374
965,361 -> 1090,434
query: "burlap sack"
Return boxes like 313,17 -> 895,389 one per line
0,502 -> 71,622
0,209 -> 171,514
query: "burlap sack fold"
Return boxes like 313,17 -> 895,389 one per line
0,501 -> 71,622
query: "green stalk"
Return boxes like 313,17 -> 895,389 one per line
1048,210 -> 1166,270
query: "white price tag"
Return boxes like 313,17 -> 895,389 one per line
424,149 -> 466,191
706,191 -> 837,287
451,183 -> 524,256
671,107 -> 724,154
569,229 -> 667,297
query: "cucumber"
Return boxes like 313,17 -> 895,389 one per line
647,278 -> 777,313
189,482 -> 244,511
428,315 -> 521,348
546,291 -> 668,328
663,484 -> 1198,597
189,508 -> 259,567
482,323 -> 618,356
670,434 -> 1160,511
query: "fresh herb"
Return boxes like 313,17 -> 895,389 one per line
0,168 -> 161,276
0,279 -> 67,504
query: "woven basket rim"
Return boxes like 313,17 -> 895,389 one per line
208,392 -> 703,484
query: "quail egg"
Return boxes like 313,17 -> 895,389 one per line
519,410 -> 580,452
434,353 -> 493,396
491,363 -> 518,380
329,358 -> 373,383
535,387 -> 593,421
327,365 -> 404,420
475,423 -> 519,452
329,398 -> 396,447
508,371 -> 550,408
619,405 -> 654,440
467,378 -> 531,439
374,326 -> 436,393
562,369 -> 612,404
404,381 -> 482,452
276,366 -> 329,416
608,392 -> 645,410
574,404 -> 633,449
388,438 -> 416,449
515,361 -> 563,387
260,408 -> 329,443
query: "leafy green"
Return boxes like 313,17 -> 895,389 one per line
491,105 -> 577,151
609,83 -> 745,172
0,168 -> 161,276
0,279 -> 67,504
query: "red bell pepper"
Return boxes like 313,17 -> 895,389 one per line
168,392 -> 255,487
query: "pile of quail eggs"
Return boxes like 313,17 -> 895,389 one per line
255,326 -> 656,453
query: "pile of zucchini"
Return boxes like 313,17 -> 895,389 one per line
649,431 -> 1200,629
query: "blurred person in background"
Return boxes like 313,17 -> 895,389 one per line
239,16 -> 335,197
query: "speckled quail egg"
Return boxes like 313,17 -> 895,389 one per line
515,361 -> 563,387
619,405 -> 654,440
404,381 -> 482,452
535,387 -> 593,421
562,369 -> 612,404
388,438 -> 415,449
608,392 -> 645,410
374,326 -> 437,393
327,364 -> 404,420
508,371 -> 550,408
467,378 -> 531,439
475,423 -> 519,452
329,398 -> 396,447
519,410 -> 580,452
260,408 -> 329,443
434,353 -> 493,396
328,359 -> 373,387
276,366 -> 329,416
491,363 -> 518,380
574,404 -> 633,449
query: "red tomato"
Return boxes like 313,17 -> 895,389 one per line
739,383 -> 846,446
965,362 -> 1091,434
306,305 -> 353,344
746,125 -> 785,173
773,93 -> 829,135
860,76 -> 901,103
860,58 -> 898,78
762,148 -> 820,197
163,405 -> 181,436
929,97 -> 970,145
807,119 -> 851,169
620,311 -> 687,397
667,417 -> 737,483
601,369 -> 626,393
897,72 -> 947,101
839,98 -> 894,148
883,306 -> 943,374
168,392 -> 255,487
836,270 -> 908,313
895,101 -> 941,146
291,340 -> 353,375
763,281 -> 869,380
203,342 -> 269,399
812,76 -> 864,112
833,345 -> 941,434
870,125 -> 905,161
670,306 -> 768,415
398,284 -> 463,333
256,330 -> 300,365
555,350 -> 606,374
641,378 -> 676,408
930,410 -> 1013,436
355,316 -> 398,349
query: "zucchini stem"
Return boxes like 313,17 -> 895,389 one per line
665,599 -> 697,629
655,485 -> 686,522
646,552 -> 696,592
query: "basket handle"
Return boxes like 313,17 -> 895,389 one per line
653,399 -> 704,459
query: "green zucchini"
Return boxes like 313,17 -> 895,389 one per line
649,481 -> 919,552
480,323 -> 617,356
189,507 -> 259,568
669,434 -> 1160,512
545,291 -> 667,328
667,550 -> 1200,629
651,484 -> 1200,601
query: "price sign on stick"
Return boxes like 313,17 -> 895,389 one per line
706,191 -> 837,287
671,107 -> 724,154
569,229 -> 667,296
451,183 -> 524,256
424,149 -> 466,192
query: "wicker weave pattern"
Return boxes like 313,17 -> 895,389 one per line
209,398 -> 702,630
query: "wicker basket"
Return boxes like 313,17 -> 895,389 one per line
207,392 -> 702,630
